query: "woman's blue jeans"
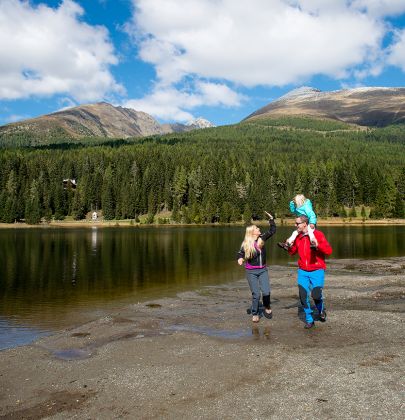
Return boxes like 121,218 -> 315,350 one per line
246,267 -> 271,316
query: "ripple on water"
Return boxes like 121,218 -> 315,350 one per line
52,348 -> 92,360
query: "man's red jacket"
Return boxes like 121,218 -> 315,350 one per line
288,230 -> 332,271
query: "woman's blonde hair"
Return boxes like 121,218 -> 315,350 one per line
294,194 -> 307,208
241,225 -> 264,259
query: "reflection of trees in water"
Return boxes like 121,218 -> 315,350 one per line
1,226 -> 405,321
0,228 -> 239,312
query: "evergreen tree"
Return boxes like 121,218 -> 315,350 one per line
72,188 -> 87,220
25,180 -> 41,224
392,192 -> 405,218
243,204 -> 252,224
2,170 -> 18,223
101,166 -> 115,220
349,205 -> 357,218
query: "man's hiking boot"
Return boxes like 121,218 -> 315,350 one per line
304,322 -> 315,329
277,242 -> 290,251
319,310 -> 327,322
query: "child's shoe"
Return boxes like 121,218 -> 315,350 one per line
277,241 -> 290,251
310,238 -> 318,249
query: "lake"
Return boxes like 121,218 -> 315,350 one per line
1,224 -> 404,349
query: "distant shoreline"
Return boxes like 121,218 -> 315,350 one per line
1,218 -> 405,229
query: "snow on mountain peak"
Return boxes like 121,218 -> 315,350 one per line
186,118 -> 215,128
278,86 -> 322,101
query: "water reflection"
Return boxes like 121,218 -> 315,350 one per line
91,227 -> 98,254
0,225 -> 404,342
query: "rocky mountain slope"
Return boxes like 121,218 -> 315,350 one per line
0,103 -> 215,143
162,117 -> 215,133
245,86 -> 405,127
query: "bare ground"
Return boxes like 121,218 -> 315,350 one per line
0,257 -> 404,419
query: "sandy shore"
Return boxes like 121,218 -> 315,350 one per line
0,257 -> 404,419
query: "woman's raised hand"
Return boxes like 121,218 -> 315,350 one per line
264,211 -> 273,220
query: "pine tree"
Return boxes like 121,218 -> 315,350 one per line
25,180 -> 41,224
349,205 -> 357,218
392,192 -> 405,218
2,170 -> 18,223
101,166 -> 115,220
361,205 -> 367,220
243,204 -> 252,224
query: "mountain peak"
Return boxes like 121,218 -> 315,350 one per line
186,117 -> 216,129
244,86 -> 405,127
0,103 -> 216,145
278,86 -> 322,101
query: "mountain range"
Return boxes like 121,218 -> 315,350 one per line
245,86 -> 405,126
0,102 -> 215,142
0,86 -> 404,146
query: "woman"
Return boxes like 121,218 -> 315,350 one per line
237,212 -> 276,322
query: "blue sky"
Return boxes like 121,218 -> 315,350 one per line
1,0 -> 405,127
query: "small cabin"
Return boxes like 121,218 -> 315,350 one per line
92,211 -> 98,221
63,179 -> 77,190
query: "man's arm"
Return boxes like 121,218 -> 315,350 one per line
288,240 -> 298,256
315,231 -> 332,255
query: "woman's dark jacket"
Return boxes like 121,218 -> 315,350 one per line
237,219 -> 276,268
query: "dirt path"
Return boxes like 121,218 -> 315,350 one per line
1,258 -> 404,419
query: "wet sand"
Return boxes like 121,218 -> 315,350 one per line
0,257 -> 404,419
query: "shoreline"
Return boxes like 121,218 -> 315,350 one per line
1,217 -> 405,229
1,257 -> 404,418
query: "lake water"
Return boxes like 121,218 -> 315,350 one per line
1,224 -> 404,349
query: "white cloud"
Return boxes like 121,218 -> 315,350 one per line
293,0 -> 405,17
124,81 -> 244,122
388,29 -> 405,71
0,0 -> 123,101
129,0 -> 387,87
125,0 -> 404,119
4,114 -> 29,124
350,0 -> 405,17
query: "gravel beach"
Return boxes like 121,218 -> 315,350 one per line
1,257 -> 404,419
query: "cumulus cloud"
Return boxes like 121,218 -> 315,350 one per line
124,0 -> 405,119
388,29 -> 405,71
124,81 -> 244,121
128,0 -> 388,86
350,0 -> 405,17
0,0 -> 123,101
5,114 -> 29,124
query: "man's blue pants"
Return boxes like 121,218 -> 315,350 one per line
297,269 -> 325,323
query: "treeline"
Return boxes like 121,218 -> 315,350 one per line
0,121 -> 404,224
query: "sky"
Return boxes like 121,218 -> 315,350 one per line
1,0 -> 405,127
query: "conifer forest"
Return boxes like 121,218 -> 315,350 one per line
0,118 -> 404,224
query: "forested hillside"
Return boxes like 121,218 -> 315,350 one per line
0,118 -> 404,224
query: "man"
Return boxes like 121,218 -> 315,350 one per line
287,215 -> 332,329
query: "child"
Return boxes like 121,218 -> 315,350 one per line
278,194 -> 317,250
